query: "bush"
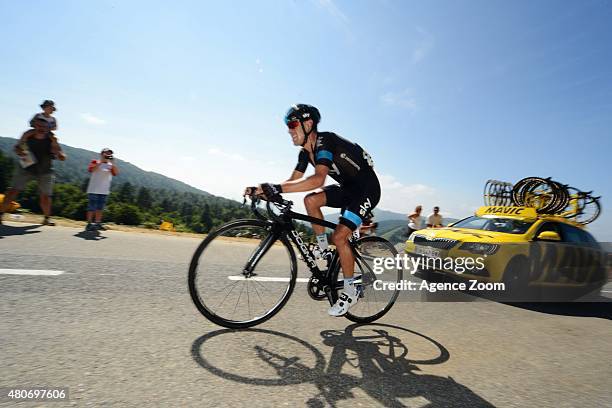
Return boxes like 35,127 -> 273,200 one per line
108,203 -> 142,225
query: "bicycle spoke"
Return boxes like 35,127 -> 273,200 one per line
214,280 -> 240,310
246,280 -> 252,318
231,283 -> 246,320
188,219 -> 296,328
251,281 -> 268,311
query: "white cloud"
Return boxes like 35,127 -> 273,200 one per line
255,58 -> 264,73
315,0 -> 349,24
208,147 -> 245,162
380,90 -> 417,111
80,113 -> 106,125
376,174 -> 479,219
377,174 -> 436,213
411,27 -> 434,64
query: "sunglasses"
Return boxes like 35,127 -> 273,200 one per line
287,120 -> 300,129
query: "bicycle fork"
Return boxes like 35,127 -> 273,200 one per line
241,231 -> 279,278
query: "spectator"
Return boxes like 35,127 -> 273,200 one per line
85,148 -> 119,231
0,118 -> 66,225
359,215 -> 378,237
426,206 -> 443,228
406,205 -> 423,238
30,100 -> 58,132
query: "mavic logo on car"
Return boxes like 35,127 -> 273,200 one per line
485,207 -> 525,215
475,206 -> 538,219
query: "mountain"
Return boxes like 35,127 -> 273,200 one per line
0,136 -> 211,196
323,207 -> 463,245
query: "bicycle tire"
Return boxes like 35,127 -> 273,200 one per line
330,236 -> 402,324
522,178 -> 558,213
188,219 -> 297,329
548,180 -> 569,214
575,196 -> 601,224
512,176 -> 548,206
483,180 -> 493,206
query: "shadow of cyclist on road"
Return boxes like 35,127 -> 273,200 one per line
192,324 -> 494,407
73,230 -> 107,241
0,223 -> 42,238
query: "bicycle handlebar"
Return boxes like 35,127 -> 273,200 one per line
243,189 -> 293,222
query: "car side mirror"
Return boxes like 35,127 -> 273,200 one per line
536,231 -> 561,241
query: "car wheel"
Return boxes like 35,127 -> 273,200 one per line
502,257 -> 530,302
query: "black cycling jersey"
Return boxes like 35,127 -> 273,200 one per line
294,131 -> 375,185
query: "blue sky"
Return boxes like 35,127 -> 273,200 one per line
1,0 -> 611,238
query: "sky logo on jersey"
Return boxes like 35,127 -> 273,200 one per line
359,198 -> 372,217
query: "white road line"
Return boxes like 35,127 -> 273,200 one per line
0,269 -> 65,276
228,276 -> 310,283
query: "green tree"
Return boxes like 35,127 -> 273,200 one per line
180,202 -> 194,219
52,183 -> 88,220
160,197 -> 175,212
136,186 -> 153,209
200,204 -> 213,232
0,150 -> 15,192
116,182 -> 135,203
110,203 -> 142,225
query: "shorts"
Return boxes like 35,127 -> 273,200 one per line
10,168 -> 55,196
322,176 -> 381,231
87,194 -> 108,211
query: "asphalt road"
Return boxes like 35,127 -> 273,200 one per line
1,222 -> 611,407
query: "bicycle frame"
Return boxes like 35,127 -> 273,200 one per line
243,197 -> 369,297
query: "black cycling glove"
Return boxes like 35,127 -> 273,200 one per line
261,183 -> 283,202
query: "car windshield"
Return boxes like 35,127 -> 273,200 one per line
452,216 -> 533,234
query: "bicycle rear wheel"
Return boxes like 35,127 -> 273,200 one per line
188,219 -> 297,329
332,236 -> 402,324
575,196 -> 601,224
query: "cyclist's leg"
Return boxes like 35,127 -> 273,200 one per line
329,179 -> 380,316
331,224 -> 355,277
304,190 -> 327,236
307,185 -> 350,251
334,179 -> 381,279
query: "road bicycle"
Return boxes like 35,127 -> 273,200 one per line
188,192 -> 402,329
511,176 -> 601,223
484,179 -> 513,206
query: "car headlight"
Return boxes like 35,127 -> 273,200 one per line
458,242 -> 499,255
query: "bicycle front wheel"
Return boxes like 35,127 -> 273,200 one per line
333,236 -> 403,324
188,219 -> 297,329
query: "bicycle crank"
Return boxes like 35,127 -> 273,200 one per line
307,277 -> 327,301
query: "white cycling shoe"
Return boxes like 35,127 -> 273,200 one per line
328,287 -> 359,317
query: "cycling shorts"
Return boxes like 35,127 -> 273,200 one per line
322,175 -> 381,231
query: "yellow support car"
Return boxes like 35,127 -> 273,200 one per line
404,206 -> 608,300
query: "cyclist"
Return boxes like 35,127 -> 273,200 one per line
248,104 -> 381,317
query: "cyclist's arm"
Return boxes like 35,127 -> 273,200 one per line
284,170 -> 304,183
281,164 -> 328,193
